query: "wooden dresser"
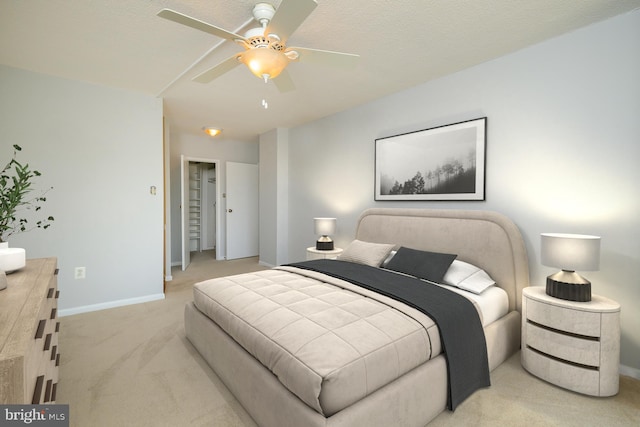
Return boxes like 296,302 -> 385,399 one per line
0,257 -> 60,404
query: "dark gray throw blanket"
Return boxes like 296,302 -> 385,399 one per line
287,259 -> 490,410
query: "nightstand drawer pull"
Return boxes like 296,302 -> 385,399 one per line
47,288 -> 55,298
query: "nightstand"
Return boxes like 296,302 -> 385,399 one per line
521,286 -> 620,396
306,247 -> 343,260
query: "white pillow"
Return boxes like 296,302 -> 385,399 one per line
338,240 -> 395,267
381,250 -> 397,267
442,260 -> 495,294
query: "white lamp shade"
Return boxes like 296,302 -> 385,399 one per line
314,218 -> 336,236
541,233 -> 600,271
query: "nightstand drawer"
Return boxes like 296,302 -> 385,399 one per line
522,347 -> 600,396
525,322 -> 600,367
525,297 -> 601,337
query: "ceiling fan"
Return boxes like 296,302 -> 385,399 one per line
158,0 -> 359,92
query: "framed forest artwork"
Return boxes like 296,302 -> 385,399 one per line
375,117 -> 486,201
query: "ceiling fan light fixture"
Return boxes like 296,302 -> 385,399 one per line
160,0 -> 358,91
202,127 -> 222,137
239,47 -> 289,81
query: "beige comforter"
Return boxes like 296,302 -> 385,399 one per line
193,266 -> 445,417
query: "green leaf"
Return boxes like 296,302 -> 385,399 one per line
0,145 -> 53,240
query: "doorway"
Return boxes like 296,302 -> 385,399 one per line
180,157 -> 259,270
187,162 -> 216,253
181,156 -> 221,271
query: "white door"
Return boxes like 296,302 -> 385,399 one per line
226,162 -> 259,259
180,155 -> 190,270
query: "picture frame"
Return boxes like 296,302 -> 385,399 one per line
375,117 -> 486,201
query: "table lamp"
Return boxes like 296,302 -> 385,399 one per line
540,233 -> 601,302
314,218 -> 336,251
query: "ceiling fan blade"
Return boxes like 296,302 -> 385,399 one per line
193,55 -> 241,83
265,0 -> 317,43
158,9 -> 245,42
273,70 -> 296,93
291,47 -> 360,68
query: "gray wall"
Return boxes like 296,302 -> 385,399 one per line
286,11 -> 640,374
0,65 -> 164,313
259,128 -> 289,267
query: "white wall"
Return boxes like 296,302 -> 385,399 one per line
168,131 -> 258,264
0,65 -> 164,314
286,11 -> 640,374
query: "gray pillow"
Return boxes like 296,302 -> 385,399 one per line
384,247 -> 457,282
338,240 -> 396,267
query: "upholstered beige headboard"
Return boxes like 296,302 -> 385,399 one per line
355,208 -> 530,312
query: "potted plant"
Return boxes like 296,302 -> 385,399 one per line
0,144 -> 54,273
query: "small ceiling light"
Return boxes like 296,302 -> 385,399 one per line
202,127 -> 222,137
261,99 -> 268,109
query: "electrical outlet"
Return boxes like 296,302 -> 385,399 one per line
74,267 -> 86,279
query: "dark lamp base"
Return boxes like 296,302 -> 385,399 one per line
316,241 -> 334,251
546,275 -> 591,302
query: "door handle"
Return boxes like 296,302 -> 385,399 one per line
228,209 -> 233,213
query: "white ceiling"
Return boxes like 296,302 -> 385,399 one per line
2,0 -> 639,142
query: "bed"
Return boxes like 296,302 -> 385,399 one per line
184,208 -> 529,427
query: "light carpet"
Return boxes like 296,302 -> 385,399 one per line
57,251 -> 640,426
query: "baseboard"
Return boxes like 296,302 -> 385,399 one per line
620,364 -> 640,380
58,293 -> 165,317
165,275 -> 173,281
258,260 -> 275,268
